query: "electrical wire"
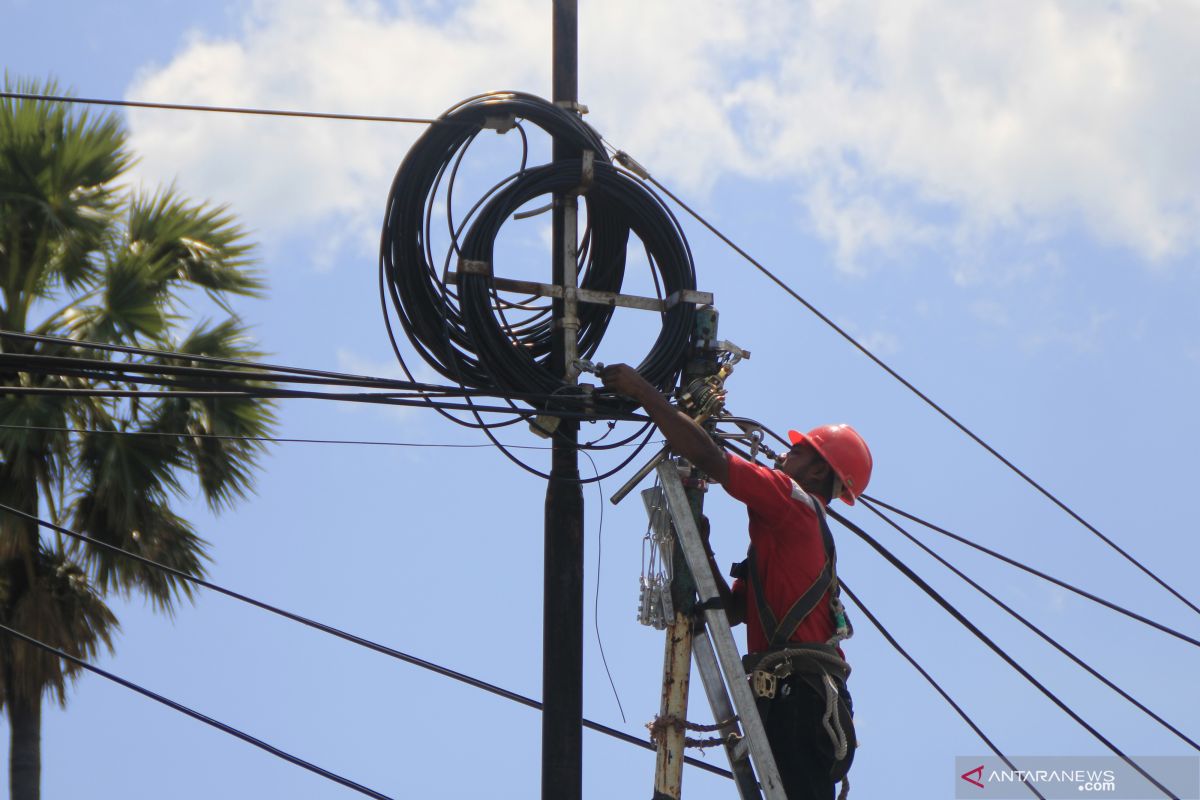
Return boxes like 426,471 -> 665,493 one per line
720,419 -> 1200,653
0,422 -> 652,451
863,495 -> 1200,651
607,152 -> 1200,622
0,501 -> 731,781
0,383 -> 643,420
584,449 -> 627,723
859,498 -> 1200,752
0,329 -> 554,400
844,584 -> 1040,796
839,582 -> 1045,800
0,621 -> 393,799
0,90 -> 442,126
827,507 -> 1176,798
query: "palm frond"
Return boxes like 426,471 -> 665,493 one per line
149,319 -> 278,510
126,187 -> 264,307
0,545 -> 118,708
1,77 -> 131,301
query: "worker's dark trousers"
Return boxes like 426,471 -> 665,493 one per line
755,674 -> 855,800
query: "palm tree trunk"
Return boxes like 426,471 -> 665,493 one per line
5,664 -> 41,800
2,466 -> 44,800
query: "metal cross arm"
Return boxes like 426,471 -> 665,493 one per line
446,261 -> 713,313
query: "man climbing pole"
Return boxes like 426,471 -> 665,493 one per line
599,363 -> 872,800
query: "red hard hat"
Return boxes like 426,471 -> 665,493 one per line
788,424 -> 873,505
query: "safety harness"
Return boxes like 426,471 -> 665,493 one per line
734,481 -> 853,653
732,482 -> 856,795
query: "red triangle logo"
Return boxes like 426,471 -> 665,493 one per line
961,765 -> 985,788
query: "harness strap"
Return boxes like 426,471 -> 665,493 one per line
744,486 -> 845,647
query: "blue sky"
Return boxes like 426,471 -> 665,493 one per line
3,1 -> 1199,798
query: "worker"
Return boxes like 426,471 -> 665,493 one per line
599,363 -> 871,800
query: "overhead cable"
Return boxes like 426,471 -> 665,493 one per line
860,498 -> 1199,752
0,383 -> 641,420
863,495 -> 1200,650
0,621 -> 393,800
0,502 -> 730,780
722,423 -> 1200,649
828,508 -> 1175,798
0,422 -> 651,451
0,329 -> 551,399
610,154 -> 1200,621
0,90 -> 441,126
840,581 -> 1044,800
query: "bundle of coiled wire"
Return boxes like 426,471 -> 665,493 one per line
379,91 -> 697,416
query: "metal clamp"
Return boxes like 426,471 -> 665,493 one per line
554,100 -> 589,115
572,357 -> 604,375
613,150 -> 650,180
574,150 -> 594,195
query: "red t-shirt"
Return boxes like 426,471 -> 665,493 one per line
722,453 -> 835,653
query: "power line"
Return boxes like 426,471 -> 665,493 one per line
859,497 -> 1199,752
0,422 -> 652,451
863,494 -> 1200,651
0,330 -> 649,425
0,501 -> 731,781
0,621 -> 393,799
840,581 -> 1044,800
720,431 -> 1199,651
0,90 -> 441,125
828,507 -> 1176,798
0,329 -> 548,399
609,153 -> 1200,622
0,383 -> 641,421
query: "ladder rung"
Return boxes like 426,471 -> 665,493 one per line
731,735 -> 750,762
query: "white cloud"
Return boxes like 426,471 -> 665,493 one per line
125,0 -> 1200,275
1019,308 -> 1118,353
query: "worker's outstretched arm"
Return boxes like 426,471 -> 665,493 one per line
599,363 -> 729,484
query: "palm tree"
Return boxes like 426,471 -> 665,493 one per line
0,79 -> 276,800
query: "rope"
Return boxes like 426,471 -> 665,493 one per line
646,714 -> 738,750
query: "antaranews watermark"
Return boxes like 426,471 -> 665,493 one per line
955,756 -> 1199,799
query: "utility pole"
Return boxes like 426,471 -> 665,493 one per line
654,308 -> 721,799
544,3 -> 583,800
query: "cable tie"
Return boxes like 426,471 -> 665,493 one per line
529,414 -> 561,439
554,100 -> 589,115
482,113 -> 517,133
458,259 -> 492,277
613,150 -> 650,180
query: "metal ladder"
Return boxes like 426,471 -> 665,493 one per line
649,461 -> 788,800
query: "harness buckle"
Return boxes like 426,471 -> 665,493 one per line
749,658 -> 793,699
751,670 -> 777,699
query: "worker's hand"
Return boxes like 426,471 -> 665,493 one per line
598,363 -> 656,403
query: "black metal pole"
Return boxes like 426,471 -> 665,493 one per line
544,3 -> 583,800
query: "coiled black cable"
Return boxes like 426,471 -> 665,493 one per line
455,158 -> 695,398
380,91 -> 695,417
